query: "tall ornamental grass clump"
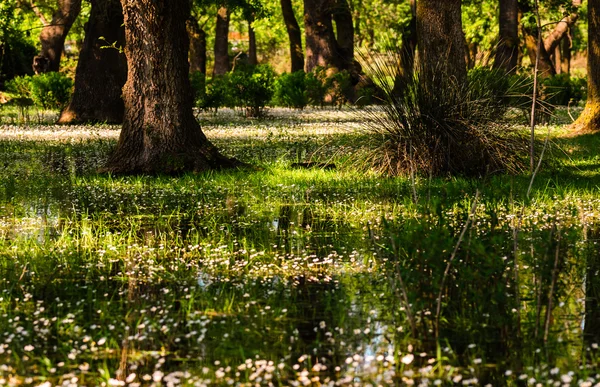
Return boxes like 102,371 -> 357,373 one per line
358,52 -> 529,177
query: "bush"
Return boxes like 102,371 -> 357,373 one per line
358,58 -> 528,177
326,69 -> 354,107
228,64 -> 276,117
305,68 -> 328,107
274,71 -> 308,109
0,33 -> 36,88
541,73 -> 587,107
29,72 -> 73,109
6,72 -> 73,110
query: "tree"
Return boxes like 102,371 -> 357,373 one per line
213,4 -> 230,75
416,0 -> 467,90
31,0 -> 82,73
572,0 -> 600,132
280,0 -> 304,72
303,0 -> 354,73
187,15 -> 207,74
494,0 -> 519,73
58,0 -> 127,124
102,0 -> 239,174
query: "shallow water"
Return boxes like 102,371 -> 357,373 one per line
1,124 -> 600,386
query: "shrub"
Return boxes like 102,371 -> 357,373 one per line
228,64 -> 276,117
305,68 -> 328,107
274,71 -> 308,109
197,75 -> 231,113
29,72 -> 73,109
541,73 -> 586,107
6,73 -> 73,110
189,71 -> 206,104
357,55 -> 528,177
326,69 -> 354,107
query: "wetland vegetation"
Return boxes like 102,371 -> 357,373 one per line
0,108 -> 600,386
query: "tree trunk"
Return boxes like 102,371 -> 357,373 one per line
554,43 -> 562,74
572,0 -> 600,132
248,14 -> 258,65
332,0 -> 354,71
213,5 -> 230,76
102,0 -> 239,174
304,0 -> 337,72
544,12 -> 579,56
400,0 -> 417,79
187,16 -> 207,74
416,0 -> 467,90
33,0 -> 83,73
57,0 -> 127,124
561,30 -> 572,74
494,0 -> 519,73
280,0 -> 304,72
522,26 -> 556,77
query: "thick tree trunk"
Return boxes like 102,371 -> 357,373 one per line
187,16 -> 207,74
102,0 -> 239,174
416,0 -> 467,90
572,0 -> 600,132
248,14 -> 258,65
58,0 -> 126,124
494,0 -> 519,73
304,0 -> 337,72
213,6 -> 230,76
280,0 -> 304,72
33,0 -> 82,73
332,0 -> 354,71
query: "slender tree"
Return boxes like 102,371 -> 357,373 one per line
31,0 -> 82,73
187,15 -> 207,74
247,13 -> 258,65
494,0 -> 519,73
213,5 -> 230,75
58,0 -> 127,124
280,0 -> 304,72
102,0 -> 239,174
416,0 -> 467,89
572,0 -> 600,132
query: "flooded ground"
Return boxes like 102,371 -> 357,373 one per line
1,109 -> 599,386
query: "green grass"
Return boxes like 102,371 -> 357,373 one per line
1,107 -> 600,385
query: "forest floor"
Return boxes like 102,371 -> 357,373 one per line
1,107 -> 600,386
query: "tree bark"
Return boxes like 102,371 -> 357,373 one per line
561,30 -> 572,74
248,14 -> 258,65
102,0 -> 239,174
522,26 -> 556,77
280,0 -> 304,72
33,0 -> 82,73
213,5 -> 230,76
58,0 -> 127,124
416,0 -> 467,90
554,43 -> 562,74
494,0 -> 519,73
400,0 -> 417,79
572,0 -> 600,132
544,13 -> 579,56
187,16 -> 207,74
332,0 -> 354,71
304,0 -> 337,72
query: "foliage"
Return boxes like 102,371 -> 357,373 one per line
0,1 -> 36,86
273,71 -> 308,109
228,64 -> 276,116
5,72 -> 73,110
541,74 -> 587,106
326,69 -> 354,107
304,69 -> 328,107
